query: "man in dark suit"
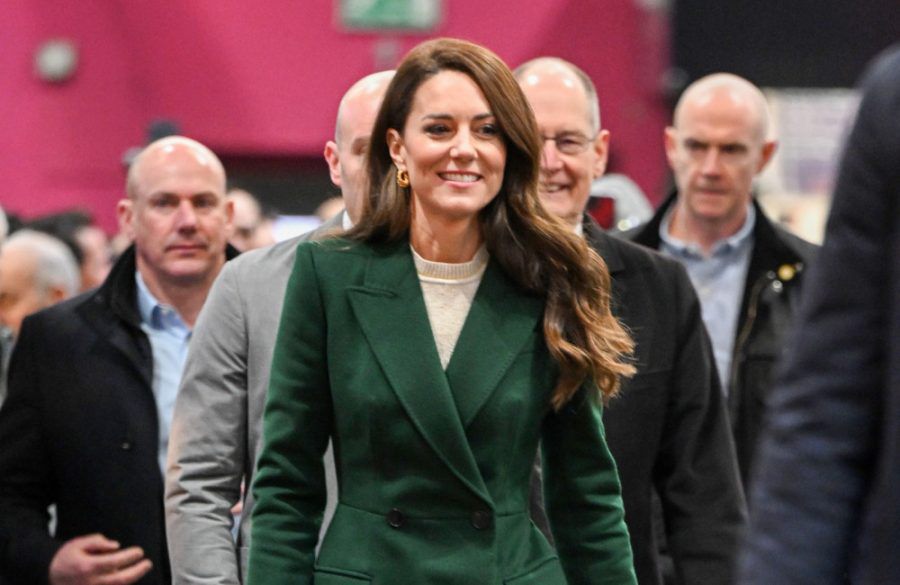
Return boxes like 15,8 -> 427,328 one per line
739,44 -> 900,585
0,136 -> 235,585
516,57 -> 746,585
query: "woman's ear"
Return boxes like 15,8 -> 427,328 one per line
387,129 -> 406,170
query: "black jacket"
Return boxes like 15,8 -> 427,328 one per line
739,43 -> 900,585
628,195 -> 818,487
534,218 -> 746,585
0,244 -> 236,585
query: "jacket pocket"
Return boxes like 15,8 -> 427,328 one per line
504,557 -> 567,584
313,566 -> 372,584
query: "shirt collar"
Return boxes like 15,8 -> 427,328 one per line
135,271 -> 189,332
660,203 -> 756,257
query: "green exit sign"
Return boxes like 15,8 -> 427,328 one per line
340,0 -> 442,30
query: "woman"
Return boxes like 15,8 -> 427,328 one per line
248,38 -> 637,585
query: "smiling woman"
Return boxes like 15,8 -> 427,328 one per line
247,38 -> 637,585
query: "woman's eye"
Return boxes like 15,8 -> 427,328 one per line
424,124 -> 450,135
479,124 -> 500,137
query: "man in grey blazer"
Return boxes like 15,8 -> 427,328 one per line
164,70 -> 394,585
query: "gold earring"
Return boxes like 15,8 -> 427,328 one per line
396,169 -> 410,188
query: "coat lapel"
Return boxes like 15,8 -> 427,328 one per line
77,292 -> 153,387
444,261 -> 545,428
346,243 -> 491,503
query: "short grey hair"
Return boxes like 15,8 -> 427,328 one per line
4,230 -> 81,297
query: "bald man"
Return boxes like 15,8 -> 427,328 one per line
628,74 -> 817,488
164,70 -> 393,585
0,136 -> 235,585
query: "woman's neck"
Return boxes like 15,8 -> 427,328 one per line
410,214 -> 483,263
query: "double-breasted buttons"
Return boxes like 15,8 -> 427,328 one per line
471,510 -> 492,530
387,508 -> 405,528
120,441 -> 133,451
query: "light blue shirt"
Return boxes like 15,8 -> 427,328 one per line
135,272 -> 192,474
660,204 -> 756,396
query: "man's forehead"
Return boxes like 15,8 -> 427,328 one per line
134,156 -> 224,197
676,102 -> 760,143
0,247 -> 34,281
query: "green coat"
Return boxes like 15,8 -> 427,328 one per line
247,238 -> 636,585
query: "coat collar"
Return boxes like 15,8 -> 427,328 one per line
80,243 -> 240,384
582,214 -> 631,320
630,190 -> 810,267
629,190 -> 816,320
583,214 -> 626,275
346,241 -> 543,504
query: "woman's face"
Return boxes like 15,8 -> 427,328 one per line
389,70 -> 507,225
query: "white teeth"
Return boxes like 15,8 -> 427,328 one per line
541,184 -> 565,193
441,172 -> 479,182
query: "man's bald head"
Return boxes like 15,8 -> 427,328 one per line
515,57 -> 601,135
674,73 -> 771,142
335,70 -> 396,146
126,136 -> 226,201
325,70 -> 394,224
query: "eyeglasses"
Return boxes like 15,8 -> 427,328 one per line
540,133 -> 596,155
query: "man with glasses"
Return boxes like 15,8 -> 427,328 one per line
517,57 -> 745,585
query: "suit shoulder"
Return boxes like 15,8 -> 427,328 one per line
299,236 -> 372,260
773,226 -> 819,264
16,289 -> 106,349
604,231 -> 689,280
226,236 -> 305,272
26,289 -> 95,328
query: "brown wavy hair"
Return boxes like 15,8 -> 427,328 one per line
345,38 -> 634,407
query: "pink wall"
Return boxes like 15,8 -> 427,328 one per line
1,1 -> 670,233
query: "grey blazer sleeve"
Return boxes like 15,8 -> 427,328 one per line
166,260 -> 247,585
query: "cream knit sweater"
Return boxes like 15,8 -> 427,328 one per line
411,245 -> 489,369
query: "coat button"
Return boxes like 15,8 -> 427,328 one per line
387,508 -> 405,529
120,441 -> 132,451
471,510 -> 492,530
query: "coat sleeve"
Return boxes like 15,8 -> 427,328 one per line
164,259 -> 247,585
542,389 -> 637,585
246,243 -> 332,585
0,315 -> 62,585
655,263 -> 747,584
738,46 -> 900,585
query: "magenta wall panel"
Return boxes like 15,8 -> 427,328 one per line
0,1 -> 670,232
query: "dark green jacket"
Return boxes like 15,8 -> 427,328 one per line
247,238 -> 636,585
